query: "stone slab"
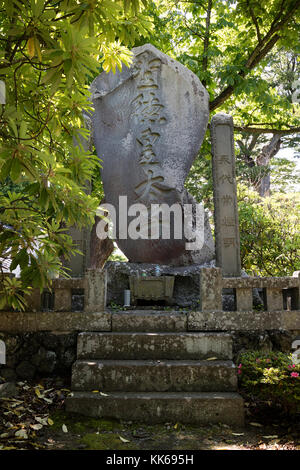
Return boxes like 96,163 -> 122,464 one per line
222,277 -> 299,289
188,311 -> 288,331
66,391 -> 245,426
0,312 -> 111,332
77,332 -> 233,360
52,278 -> 85,289
112,311 -> 187,332
71,359 -> 237,392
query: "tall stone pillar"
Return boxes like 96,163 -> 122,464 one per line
210,113 -> 241,277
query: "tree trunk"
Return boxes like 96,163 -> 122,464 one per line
89,215 -> 114,269
256,134 -> 281,197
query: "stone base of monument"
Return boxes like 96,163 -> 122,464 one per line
105,261 -> 264,310
66,312 -> 244,426
106,261 -> 216,308
129,275 -> 175,305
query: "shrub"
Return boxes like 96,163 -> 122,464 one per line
238,350 -> 300,414
237,186 -> 300,276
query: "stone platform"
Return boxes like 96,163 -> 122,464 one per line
66,311 -> 245,426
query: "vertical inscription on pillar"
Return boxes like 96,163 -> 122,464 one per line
131,52 -> 173,201
210,113 -> 241,277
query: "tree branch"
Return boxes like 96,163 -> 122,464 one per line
210,0 -> 300,111
247,0 -> 262,43
202,0 -> 212,87
234,126 -> 300,135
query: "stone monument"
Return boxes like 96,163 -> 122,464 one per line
91,43 -> 215,266
210,113 -> 241,277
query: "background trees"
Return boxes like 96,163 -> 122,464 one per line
147,0 -> 300,195
147,0 -> 300,276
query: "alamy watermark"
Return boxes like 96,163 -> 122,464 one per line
95,196 -> 205,251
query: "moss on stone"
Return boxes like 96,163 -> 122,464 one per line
81,433 -> 135,450
49,409 -> 121,434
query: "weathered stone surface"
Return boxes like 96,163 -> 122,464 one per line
199,267 -> 222,311
91,43 -> 214,265
0,332 -> 78,379
106,260 -> 215,307
211,113 -> 241,277
265,287 -> 283,311
188,310 -> 287,331
77,332 -> 233,360
84,269 -> 107,312
106,261 -> 266,309
0,312 -> 111,332
282,311 -> 300,330
54,288 -> 72,312
129,275 -> 175,303
66,391 -> 245,426
71,359 -> 237,392
222,276 -> 299,289
235,288 -> 253,311
112,311 -> 187,332
52,278 -> 85,289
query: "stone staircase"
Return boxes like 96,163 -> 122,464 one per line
66,311 -> 244,426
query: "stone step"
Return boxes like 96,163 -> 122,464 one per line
71,359 -> 237,393
77,332 -> 233,360
66,391 -> 245,426
111,311 -> 187,332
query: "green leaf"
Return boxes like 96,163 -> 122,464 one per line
0,159 -> 12,180
10,159 -> 22,182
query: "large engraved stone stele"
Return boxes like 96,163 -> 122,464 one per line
91,44 -> 215,265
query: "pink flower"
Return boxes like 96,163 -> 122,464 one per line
238,363 -> 242,368
238,369 -> 242,375
290,372 -> 299,378
256,359 -> 261,363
